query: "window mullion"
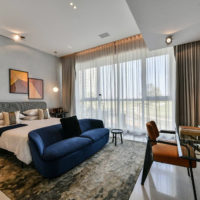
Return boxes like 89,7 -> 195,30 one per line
141,57 -> 146,129
97,66 -> 101,119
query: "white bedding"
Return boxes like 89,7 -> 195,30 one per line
0,118 -> 60,164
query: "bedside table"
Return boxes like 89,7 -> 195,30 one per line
51,112 -> 68,118
55,112 -> 68,118
49,108 -> 68,118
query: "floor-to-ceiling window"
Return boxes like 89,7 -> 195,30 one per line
75,35 -> 175,134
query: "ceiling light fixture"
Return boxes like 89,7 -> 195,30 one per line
69,2 -> 73,6
13,34 -> 20,41
165,35 -> 173,45
73,5 -> 77,9
12,34 -> 26,41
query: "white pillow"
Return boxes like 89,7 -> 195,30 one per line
15,111 -> 21,124
0,120 -> 4,125
0,112 -> 3,120
44,109 -> 50,119
23,116 -> 39,120
19,113 -> 26,119
23,109 -> 39,116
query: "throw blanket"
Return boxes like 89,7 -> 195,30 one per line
0,124 -> 28,136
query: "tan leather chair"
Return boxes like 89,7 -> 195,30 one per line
141,121 -> 197,199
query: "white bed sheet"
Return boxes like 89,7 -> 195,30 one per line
0,118 -> 60,164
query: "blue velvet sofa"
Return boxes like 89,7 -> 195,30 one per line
28,119 -> 109,178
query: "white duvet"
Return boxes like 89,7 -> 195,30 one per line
0,118 -> 60,164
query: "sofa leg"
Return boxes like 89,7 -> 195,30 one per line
141,138 -> 153,185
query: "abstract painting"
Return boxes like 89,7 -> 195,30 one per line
9,69 -> 28,94
28,78 -> 44,99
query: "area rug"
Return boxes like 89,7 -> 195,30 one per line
0,140 -> 145,200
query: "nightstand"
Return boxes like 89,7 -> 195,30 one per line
54,112 -> 68,118
49,107 -> 68,118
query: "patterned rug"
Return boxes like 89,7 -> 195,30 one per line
0,139 -> 145,200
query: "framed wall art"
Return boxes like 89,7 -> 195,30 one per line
28,78 -> 44,99
9,69 -> 28,94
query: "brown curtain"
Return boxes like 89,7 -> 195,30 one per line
175,41 -> 200,126
61,54 -> 76,116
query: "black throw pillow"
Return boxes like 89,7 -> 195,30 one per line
60,116 -> 82,138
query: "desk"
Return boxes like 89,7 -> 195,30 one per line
176,127 -> 200,161
176,127 -> 200,200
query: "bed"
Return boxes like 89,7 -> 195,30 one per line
0,102 -> 60,164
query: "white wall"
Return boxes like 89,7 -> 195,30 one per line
0,35 -> 61,108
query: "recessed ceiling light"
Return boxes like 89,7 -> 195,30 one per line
69,2 -> 73,6
165,35 -> 173,45
73,5 -> 77,9
13,34 -> 20,41
12,34 -> 26,41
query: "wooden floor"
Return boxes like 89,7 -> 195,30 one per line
129,162 -> 200,200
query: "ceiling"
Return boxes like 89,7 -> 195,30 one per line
0,0 -> 140,57
126,0 -> 200,50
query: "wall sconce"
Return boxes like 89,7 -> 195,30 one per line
53,87 -> 59,93
165,35 -> 173,45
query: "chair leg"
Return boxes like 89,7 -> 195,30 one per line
187,168 -> 190,177
189,162 -> 197,200
141,139 -> 153,185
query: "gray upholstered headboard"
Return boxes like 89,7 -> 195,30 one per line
0,102 -> 47,112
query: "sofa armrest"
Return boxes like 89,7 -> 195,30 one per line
79,119 -> 104,132
29,131 -> 45,156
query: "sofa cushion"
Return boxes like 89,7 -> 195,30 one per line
43,137 -> 92,161
79,119 -> 104,133
80,128 -> 109,142
60,116 -> 82,139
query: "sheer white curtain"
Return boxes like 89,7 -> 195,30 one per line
75,35 -> 175,133
75,44 -> 116,120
